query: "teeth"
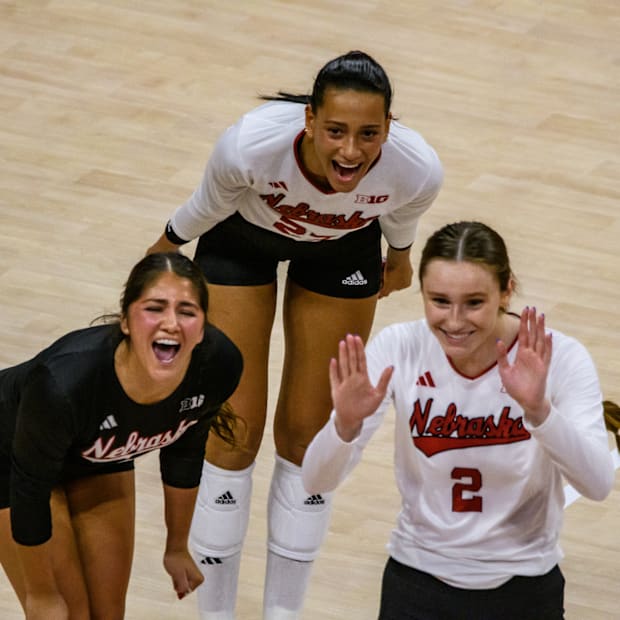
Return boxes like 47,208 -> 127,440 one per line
337,162 -> 359,169
155,339 -> 179,346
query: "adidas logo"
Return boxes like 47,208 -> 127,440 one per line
214,491 -> 236,505
342,270 -> 368,286
304,494 -> 325,505
415,371 -> 435,387
99,414 -> 118,430
200,556 -> 223,565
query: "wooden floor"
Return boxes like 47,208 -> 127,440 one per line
1,1 -> 619,618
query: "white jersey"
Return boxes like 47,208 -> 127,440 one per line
302,320 -> 614,589
169,101 -> 443,248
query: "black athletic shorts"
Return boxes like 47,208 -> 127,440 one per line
193,213 -> 383,299
378,557 -> 565,620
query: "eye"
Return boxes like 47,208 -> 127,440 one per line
467,299 -> 484,308
327,127 -> 343,137
179,309 -> 198,317
431,297 -> 450,306
361,129 -> 379,139
145,305 -> 163,313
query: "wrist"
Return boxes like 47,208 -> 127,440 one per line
524,401 -> 551,426
334,414 -> 362,442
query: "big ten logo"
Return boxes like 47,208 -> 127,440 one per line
355,194 -> 389,204
179,394 -> 205,413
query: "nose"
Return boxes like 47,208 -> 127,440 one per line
446,304 -> 464,327
161,308 -> 179,330
341,135 -> 361,161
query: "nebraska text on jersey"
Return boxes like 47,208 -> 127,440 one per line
81,418 -> 199,462
410,398 -> 531,457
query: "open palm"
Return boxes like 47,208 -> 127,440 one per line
497,307 -> 552,424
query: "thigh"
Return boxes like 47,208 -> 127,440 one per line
0,506 -> 27,610
204,282 -> 278,469
274,279 -> 378,464
65,470 -> 136,620
0,490 -> 91,616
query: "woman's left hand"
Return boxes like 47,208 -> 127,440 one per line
378,246 -> 413,298
163,549 -> 204,600
496,306 -> 552,426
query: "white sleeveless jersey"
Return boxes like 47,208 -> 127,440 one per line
302,320 -> 614,589
170,101 -> 443,248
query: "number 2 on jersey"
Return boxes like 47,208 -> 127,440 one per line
451,467 -> 482,512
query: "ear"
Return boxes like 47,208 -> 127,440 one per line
120,315 -> 130,336
500,278 -> 515,312
383,112 -> 392,142
304,104 -> 315,138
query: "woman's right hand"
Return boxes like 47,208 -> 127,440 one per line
330,334 -> 393,442
146,233 -> 183,256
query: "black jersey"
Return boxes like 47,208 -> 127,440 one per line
0,323 -> 242,545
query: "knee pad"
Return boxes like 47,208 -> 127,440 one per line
189,460 -> 254,557
267,454 -> 333,562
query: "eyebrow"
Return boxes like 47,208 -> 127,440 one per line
324,119 -> 383,128
143,298 -> 200,307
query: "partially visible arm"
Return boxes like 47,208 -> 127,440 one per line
379,244 -> 413,299
162,483 -> 204,600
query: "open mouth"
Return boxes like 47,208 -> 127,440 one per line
153,339 -> 180,363
332,161 -> 361,182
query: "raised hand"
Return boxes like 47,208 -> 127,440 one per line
496,307 -> 552,425
330,334 -> 393,441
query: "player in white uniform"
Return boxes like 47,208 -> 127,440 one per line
146,51 -> 443,619
302,221 -> 616,619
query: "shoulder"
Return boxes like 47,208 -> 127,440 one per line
547,328 -> 594,366
378,121 -> 443,192
5,324 -> 119,401
193,325 -> 243,375
227,101 -> 305,149
385,121 -> 440,163
370,320 -> 431,355
212,101 -> 304,173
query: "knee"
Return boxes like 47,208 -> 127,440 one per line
267,455 -> 333,561
190,460 -> 254,557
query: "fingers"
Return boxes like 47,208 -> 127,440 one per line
337,334 -> 365,378
175,570 -> 204,599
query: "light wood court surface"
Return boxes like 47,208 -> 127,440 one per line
1,1 -> 619,618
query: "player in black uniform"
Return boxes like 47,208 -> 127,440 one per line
0,252 -> 242,619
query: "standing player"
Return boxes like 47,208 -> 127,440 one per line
0,253 -> 242,619
302,221 -> 616,620
146,50 -> 443,619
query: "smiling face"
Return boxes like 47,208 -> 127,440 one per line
302,88 -> 390,193
120,271 -> 205,385
421,259 -> 513,376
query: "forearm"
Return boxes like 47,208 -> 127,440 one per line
302,417 -> 361,494
162,483 -> 199,552
530,407 -> 615,500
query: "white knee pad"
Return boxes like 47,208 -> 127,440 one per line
267,454 -> 333,562
189,460 -> 254,558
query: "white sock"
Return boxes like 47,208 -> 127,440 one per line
263,550 -> 313,619
193,552 -> 241,620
